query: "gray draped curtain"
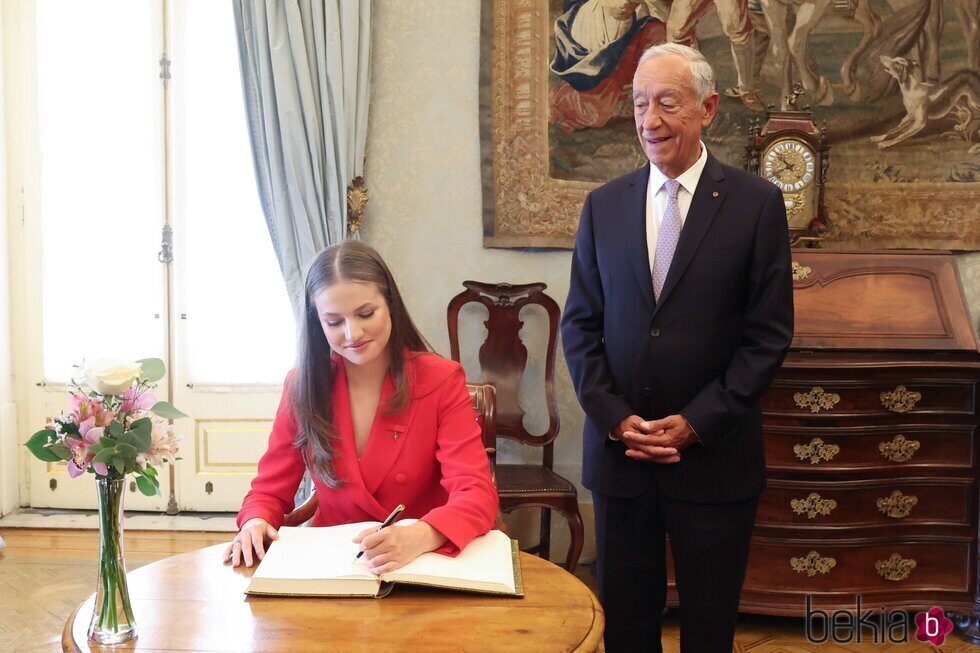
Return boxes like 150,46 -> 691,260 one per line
233,0 -> 372,319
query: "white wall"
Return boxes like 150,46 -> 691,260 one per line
0,2 -> 18,516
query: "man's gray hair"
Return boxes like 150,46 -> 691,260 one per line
636,43 -> 716,104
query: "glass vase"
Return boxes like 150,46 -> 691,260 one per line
87,476 -> 137,645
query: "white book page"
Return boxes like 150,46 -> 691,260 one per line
254,522 -> 380,581
385,530 -> 515,592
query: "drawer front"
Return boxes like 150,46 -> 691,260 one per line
764,424 -> 975,471
763,379 -> 976,417
742,540 -> 971,594
757,481 -> 972,528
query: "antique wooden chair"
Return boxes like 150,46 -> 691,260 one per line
447,281 -> 584,572
283,382 -> 499,528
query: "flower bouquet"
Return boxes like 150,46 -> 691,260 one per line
24,358 -> 186,645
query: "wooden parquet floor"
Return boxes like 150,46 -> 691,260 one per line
0,528 -> 975,652
0,528 -> 233,653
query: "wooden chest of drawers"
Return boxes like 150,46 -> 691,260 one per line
751,252 -> 980,639
670,251 -> 980,641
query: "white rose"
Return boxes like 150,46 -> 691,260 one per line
85,359 -> 143,396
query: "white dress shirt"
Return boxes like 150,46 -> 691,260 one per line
645,142 -> 708,276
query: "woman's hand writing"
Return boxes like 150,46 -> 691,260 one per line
353,521 -> 447,575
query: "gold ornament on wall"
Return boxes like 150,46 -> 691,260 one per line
347,176 -> 369,236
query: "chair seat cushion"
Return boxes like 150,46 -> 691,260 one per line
495,464 -> 577,495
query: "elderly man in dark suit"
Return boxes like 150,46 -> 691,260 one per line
561,43 -> 794,652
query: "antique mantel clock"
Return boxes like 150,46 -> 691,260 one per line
745,85 -> 830,246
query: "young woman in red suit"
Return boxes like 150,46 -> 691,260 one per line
224,240 -> 498,574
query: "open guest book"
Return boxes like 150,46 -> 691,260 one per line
245,520 -> 524,598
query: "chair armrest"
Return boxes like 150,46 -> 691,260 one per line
283,492 -> 319,527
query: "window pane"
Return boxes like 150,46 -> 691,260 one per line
173,0 -> 295,384
36,0 -> 166,381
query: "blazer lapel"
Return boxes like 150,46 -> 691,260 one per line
653,154 -> 726,317
359,374 -> 415,495
330,362 -> 389,520
625,165 -> 655,313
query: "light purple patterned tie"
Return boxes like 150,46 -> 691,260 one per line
652,179 -> 681,301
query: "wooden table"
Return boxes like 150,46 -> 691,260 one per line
63,544 -> 603,652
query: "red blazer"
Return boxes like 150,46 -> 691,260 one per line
237,352 -> 498,554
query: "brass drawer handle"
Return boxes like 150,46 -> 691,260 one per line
793,437 -> 840,464
876,553 -> 916,581
879,434 -> 920,463
791,551 -> 837,576
880,385 -> 921,413
791,492 -> 837,518
794,387 -> 840,413
792,261 -> 811,281
876,490 -> 918,519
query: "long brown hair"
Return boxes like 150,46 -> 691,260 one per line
292,240 -> 431,487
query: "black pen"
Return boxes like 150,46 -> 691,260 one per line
355,503 -> 405,561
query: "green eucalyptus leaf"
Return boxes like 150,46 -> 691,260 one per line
130,422 -> 152,453
107,421 -> 124,438
135,473 -> 159,497
111,455 -> 126,475
47,443 -> 72,460
92,448 -> 115,464
115,443 -> 137,459
130,416 -> 152,432
143,464 -> 158,477
137,358 -> 166,383
149,401 -> 187,420
24,430 -> 64,462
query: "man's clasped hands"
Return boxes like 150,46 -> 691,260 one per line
612,413 -> 700,463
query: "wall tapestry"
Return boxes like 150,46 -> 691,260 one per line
480,0 -> 979,249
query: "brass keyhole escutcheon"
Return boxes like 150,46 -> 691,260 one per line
130,481 -> 137,493
205,481 -> 214,495
49,478 -> 57,491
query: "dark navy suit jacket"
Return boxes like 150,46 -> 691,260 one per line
561,153 -> 794,503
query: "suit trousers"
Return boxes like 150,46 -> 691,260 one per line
592,478 -> 759,653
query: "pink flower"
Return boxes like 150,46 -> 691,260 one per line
120,388 -> 156,416
66,419 -> 109,478
70,393 -> 115,428
142,418 -> 181,467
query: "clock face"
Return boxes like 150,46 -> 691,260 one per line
762,139 -> 816,193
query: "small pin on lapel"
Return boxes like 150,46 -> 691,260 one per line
392,432 -> 399,440
712,191 -> 719,197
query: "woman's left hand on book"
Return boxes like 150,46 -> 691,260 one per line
353,521 -> 447,574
